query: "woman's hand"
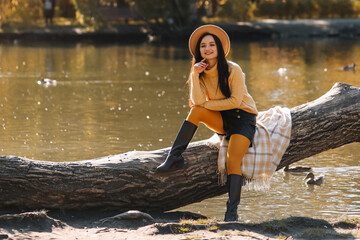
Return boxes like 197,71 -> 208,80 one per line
190,103 -> 205,108
192,58 -> 208,74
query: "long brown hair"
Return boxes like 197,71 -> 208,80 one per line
188,33 -> 230,106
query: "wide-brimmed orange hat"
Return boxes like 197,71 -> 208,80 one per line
188,24 -> 230,57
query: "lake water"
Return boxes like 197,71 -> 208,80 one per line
0,38 -> 359,222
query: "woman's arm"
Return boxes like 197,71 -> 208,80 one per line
189,59 -> 209,106
190,72 -> 207,106
204,65 -> 245,111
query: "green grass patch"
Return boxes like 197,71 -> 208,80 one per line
277,232 -> 288,239
221,231 -> 232,236
171,225 -> 193,234
259,219 -> 290,234
300,228 -> 349,239
334,216 -> 360,229
179,218 -> 219,225
184,236 -> 203,240
205,224 -> 219,231
178,218 -> 220,232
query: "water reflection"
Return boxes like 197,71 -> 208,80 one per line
0,38 -> 359,221
177,143 -> 360,221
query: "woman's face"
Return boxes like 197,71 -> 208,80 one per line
199,35 -> 218,61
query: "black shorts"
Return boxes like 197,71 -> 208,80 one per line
44,9 -> 53,18
220,109 -> 256,146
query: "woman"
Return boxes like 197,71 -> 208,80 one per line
156,25 -> 258,221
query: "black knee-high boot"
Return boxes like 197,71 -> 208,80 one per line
156,120 -> 197,172
224,174 -> 243,221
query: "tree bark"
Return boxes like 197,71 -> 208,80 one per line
0,82 -> 359,212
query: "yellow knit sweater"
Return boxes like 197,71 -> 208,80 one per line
190,61 -> 258,115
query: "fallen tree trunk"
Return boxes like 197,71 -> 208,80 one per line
0,82 -> 359,212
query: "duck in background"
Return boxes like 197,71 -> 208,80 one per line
304,172 -> 324,185
37,78 -> 57,87
342,63 -> 356,71
284,165 -> 312,173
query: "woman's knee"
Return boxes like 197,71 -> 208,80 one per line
226,134 -> 251,175
187,106 -> 207,123
190,106 -> 207,115
226,157 -> 242,175
226,149 -> 244,175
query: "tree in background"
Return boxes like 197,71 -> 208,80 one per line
129,0 -> 200,37
58,0 -> 76,18
72,0 -> 105,27
2,0 -> 360,31
97,0 -> 128,7
217,0 -> 257,20
334,0 -> 360,18
256,0 -> 360,19
0,0 -> 76,27
297,0 -> 318,18
0,0 -> 42,27
0,0 -> 13,25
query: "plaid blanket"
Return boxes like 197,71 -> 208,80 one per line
209,106 -> 292,190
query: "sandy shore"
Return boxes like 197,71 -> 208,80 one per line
0,209 -> 359,239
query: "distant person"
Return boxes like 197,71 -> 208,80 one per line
43,0 -> 56,26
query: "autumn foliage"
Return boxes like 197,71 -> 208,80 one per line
1,0 -> 360,28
